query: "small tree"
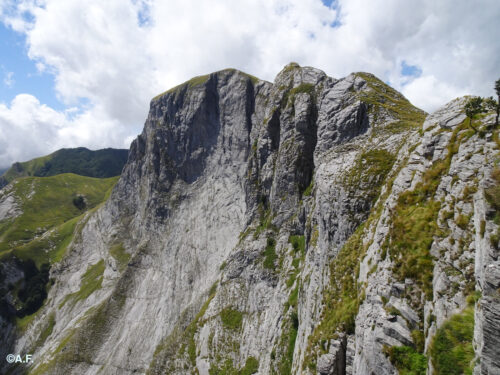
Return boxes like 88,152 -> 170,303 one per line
484,96 -> 497,111
495,78 -> 500,126
464,96 -> 484,131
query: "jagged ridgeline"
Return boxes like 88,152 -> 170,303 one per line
0,63 -> 498,375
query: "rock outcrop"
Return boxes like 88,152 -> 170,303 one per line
1,63 -> 498,375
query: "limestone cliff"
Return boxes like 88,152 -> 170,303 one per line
1,63 -> 498,375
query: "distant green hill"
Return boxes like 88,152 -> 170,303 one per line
0,147 -> 128,188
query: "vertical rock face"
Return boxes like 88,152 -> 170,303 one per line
1,64 -> 498,375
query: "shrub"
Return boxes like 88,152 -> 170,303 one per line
220,308 -> 243,330
241,357 -> 259,375
72,195 -> 86,210
455,214 -> 470,230
263,237 -> 277,269
430,307 -> 474,375
383,345 -> 427,375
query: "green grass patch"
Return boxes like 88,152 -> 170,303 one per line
148,283 -> 218,372
430,306 -> 475,375
302,178 -> 314,197
263,237 -> 277,269
34,312 -> 56,347
59,260 -> 105,308
109,243 -> 130,271
456,214 -> 470,230
254,204 -> 277,238
11,215 -> 81,268
355,72 -> 426,126
387,119 -> 470,300
389,193 -> 440,300
241,357 -> 259,375
209,356 -> 258,375
220,308 -> 243,331
305,224 -> 367,368
288,235 -> 305,255
275,294 -> 299,375
383,345 -> 427,375
344,149 -> 396,204
485,167 -> 500,224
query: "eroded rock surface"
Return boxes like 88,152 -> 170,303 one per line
1,64 -> 498,375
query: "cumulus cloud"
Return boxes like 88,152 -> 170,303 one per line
0,94 -> 134,167
0,0 -> 499,168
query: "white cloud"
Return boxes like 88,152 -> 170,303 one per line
0,0 -> 499,167
0,94 -> 133,168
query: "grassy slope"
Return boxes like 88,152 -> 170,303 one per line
0,173 -> 118,265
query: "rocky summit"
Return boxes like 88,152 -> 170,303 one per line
0,63 -> 499,375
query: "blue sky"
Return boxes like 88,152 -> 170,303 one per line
0,0 -> 498,169
0,23 -> 63,110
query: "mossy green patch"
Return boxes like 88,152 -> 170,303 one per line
263,237 -> 277,269
383,345 -> 427,375
302,177 -> 314,197
313,224 -> 366,337
59,260 -> 105,308
389,192 -> 440,300
387,118 -> 472,300
220,308 -> 243,331
355,72 -> 426,126
288,235 -> 305,255
344,149 -> 396,204
34,312 -> 56,347
241,357 -> 259,375
304,223 -> 367,369
11,215 -> 80,268
274,286 -> 299,375
485,167 -> 500,224
109,243 -> 130,271
209,356 -> 259,375
430,307 -> 475,375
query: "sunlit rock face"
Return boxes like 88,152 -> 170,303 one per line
1,63 -> 498,375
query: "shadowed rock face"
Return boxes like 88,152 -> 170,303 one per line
1,64 -> 498,375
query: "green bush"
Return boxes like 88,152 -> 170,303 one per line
240,357 -> 259,375
263,237 -> 277,269
455,214 -> 470,230
430,307 -> 475,375
220,308 -> 243,330
288,235 -> 305,254
384,345 -> 427,375
72,195 -> 86,210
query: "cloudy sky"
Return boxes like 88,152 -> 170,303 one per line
0,0 -> 499,169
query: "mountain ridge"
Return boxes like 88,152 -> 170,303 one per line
0,147 -> 128,189
0,63 -> 498,375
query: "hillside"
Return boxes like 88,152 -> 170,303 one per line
0,174 -> 117,335
0,64 -> 498,375
0,148 -> 128,189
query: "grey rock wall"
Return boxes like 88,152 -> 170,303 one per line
1,64 -> 498,375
